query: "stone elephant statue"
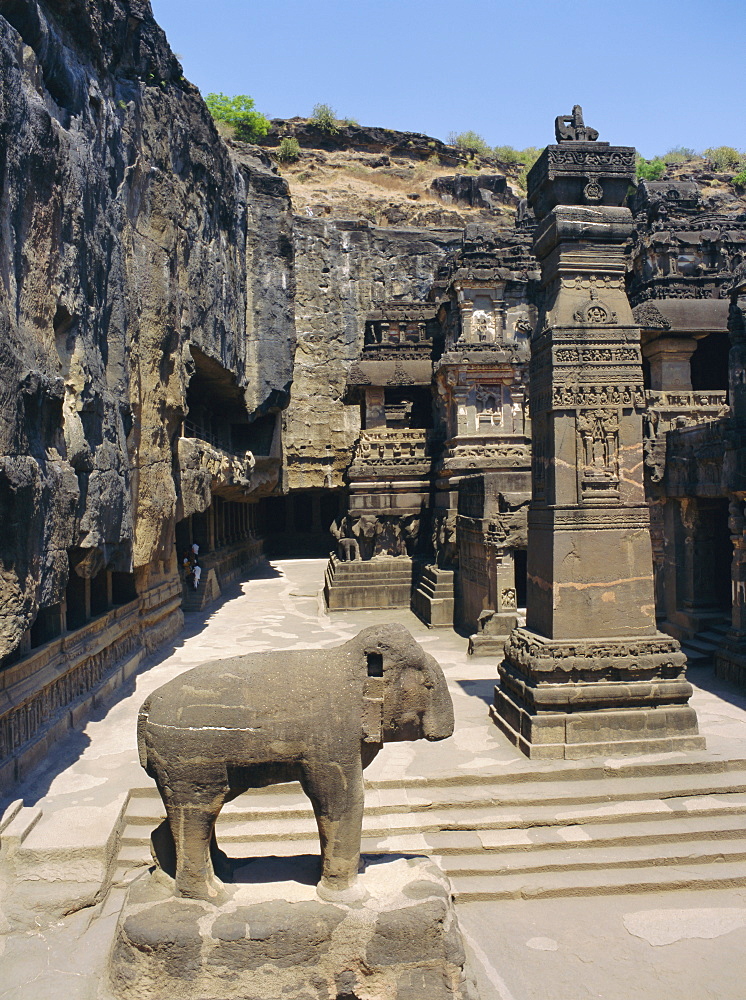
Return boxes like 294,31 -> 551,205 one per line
137,624 -> 454,903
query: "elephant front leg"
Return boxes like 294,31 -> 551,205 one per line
162,787 -> 228,903
303,762 -> 366,901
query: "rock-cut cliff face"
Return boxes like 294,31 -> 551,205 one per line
0,0 -> 295,659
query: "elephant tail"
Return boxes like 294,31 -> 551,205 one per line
137,697 -> 151,772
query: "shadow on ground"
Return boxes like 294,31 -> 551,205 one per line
456,678 -> 495,705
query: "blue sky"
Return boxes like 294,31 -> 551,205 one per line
150,0 -> 744,159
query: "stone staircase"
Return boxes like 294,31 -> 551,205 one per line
680,616 -> 731,667
324,555 -> 415,610
181,567 -> 221,613
113,754 -> 746,902
181,574 -> 208,612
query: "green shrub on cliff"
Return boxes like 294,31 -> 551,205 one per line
733,169 -> 746,191
310,103 -> 339,133
493,145 -> 523,164
448,131 -> 491,156
205,93 -> 270,142
636,156 -> 666,180
704,146 -> 743,172
276,137 -> 301,163
663,146 -> 699,164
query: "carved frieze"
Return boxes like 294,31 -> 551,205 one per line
551,383 -> 646,409
350,429 -> 431,470
503,627 -> 686,681
528,507 -> 650,531
553,346 -> 639,364
632,302 -> 672,330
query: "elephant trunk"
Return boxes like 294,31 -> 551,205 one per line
422,655 -> 455,741
137,698 -> 151,771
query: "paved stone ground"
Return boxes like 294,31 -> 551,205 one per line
2,558 -> 746,1000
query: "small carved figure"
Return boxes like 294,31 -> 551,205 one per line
338,537 -> 360,561
137,625 -> 455,903
554,105 -> 599,143
352,513 -> 379,559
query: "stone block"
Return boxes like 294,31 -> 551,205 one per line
105,856 -> 478,1000
468,611 -> 517,656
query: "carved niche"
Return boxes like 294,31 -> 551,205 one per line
577,409 -> 620,500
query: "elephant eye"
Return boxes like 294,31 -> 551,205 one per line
367,652 -> 384,677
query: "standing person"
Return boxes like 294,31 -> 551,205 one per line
191,541 -> 200,558
192,562 -> 201,590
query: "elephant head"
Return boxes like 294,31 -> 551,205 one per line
345,624 -> 454,745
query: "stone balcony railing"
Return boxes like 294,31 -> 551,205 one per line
643,390 -> 729,483
177,436 -> 280,513
442,433 -> 531,471
348,428 -> 433,473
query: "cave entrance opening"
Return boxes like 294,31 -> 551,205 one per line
260,489 -> 347,557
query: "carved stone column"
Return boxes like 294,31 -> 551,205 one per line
644,336 -> 697,391
491,122 -> 703,758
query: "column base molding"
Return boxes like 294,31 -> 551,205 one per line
491,627 -> 705,759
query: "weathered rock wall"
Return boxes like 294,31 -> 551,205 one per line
285,219 -> 462,490
0,0 -> 295,659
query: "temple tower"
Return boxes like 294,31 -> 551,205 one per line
491,110 -> 705,758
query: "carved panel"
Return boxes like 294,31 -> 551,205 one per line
577,409 -> 620,501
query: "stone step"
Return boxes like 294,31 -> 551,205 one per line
699,629 -> 729,644
117,792 -> 746,851
451,860 -> 746,902
683,637 -> 719,656
682,646 -> 711,666
115,836 -> 746,875
113,836 -> 746,900
436,838 -> 746,877
0,803 -> 42,849
120,768 -> 746,826
117,811 -> 746,862
123,751 -> 746,792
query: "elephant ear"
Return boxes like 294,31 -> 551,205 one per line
362,651 -> 384,743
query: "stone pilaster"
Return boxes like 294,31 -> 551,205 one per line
491,129 -> 704,758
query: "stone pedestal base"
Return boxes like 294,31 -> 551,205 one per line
324,554 -> 415,610
468,610 -> 518,657
491,627 -> 705,759
412,565 -> 455,627
106,856 -> 477,1000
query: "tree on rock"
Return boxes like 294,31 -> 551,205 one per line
205,93 -> 270,142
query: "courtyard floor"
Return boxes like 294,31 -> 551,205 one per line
2,557 -> 746,1000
